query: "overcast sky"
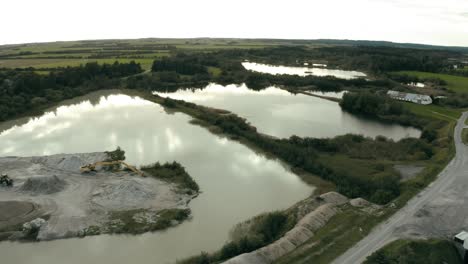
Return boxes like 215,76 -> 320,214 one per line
1,0 -> 468,46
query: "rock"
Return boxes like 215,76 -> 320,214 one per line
319,192 -> 348,205
22,218 -> 46,232
350,198 -> 371,208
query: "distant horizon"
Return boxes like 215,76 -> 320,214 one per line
1,0 -> 467,47
2,37 -> 468,49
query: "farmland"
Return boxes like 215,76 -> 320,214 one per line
0,38 -> 284,70
395,71 -> 468,93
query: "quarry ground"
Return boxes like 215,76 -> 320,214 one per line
333,112 -> 468,263
0,152 -> 195,241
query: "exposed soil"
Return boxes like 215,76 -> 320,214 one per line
0,152 -> 197,241
394,164 -> 425,182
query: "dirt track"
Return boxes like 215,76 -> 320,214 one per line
0,201 -> 42,230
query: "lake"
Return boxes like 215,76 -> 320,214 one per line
0,92 -> 313,264
155,84 -> 421,140
242,62 -> 367,79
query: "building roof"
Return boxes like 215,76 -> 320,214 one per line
455,231 -> 468,241
387,90 -> 432,104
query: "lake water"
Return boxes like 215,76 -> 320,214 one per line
0,92 -> 313,264
408,82 -> 426,88
155,84 -> 421,140
242,62 -> 366,79
306,90 -> 347,99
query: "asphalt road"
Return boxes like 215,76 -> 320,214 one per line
332,112 -> 468,264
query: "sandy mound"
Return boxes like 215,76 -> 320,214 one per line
223,204 -> 339,264
350,198 -> 371,207
319,192 -> 348,205
30,152 -> 109,172
20,176 -> 67,195
91,178 -> 156,210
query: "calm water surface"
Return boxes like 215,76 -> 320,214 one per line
242,62 -> 367,79
0,92 -> 312,264
155,84 -> 421,140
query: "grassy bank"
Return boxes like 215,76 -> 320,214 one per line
463,129 -> 468,145
364,239 -> 462,264
276,206 -> 381,264
180,211 -> 296,264
84,208 -> 190,236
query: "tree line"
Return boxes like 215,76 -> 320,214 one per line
0,61 -> 142,121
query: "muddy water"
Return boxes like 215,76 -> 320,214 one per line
0,92 -> 313,264
155,84 -> 421,140
242,62 -> 367,79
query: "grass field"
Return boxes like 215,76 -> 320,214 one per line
363,239 -> 462,264
395,71 -> 468,93
403,102 -> 462,122
0,58 -> 156,70
0,38 -> 282,70
462,129 -> 468,145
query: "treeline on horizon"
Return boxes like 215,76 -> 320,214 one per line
245,46 -> 457,73
125,45 -> 458,94
0,61 -> 142,121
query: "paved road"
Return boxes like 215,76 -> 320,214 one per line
332,112 -> 468,264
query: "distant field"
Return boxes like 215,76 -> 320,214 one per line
0,38 -> 283,70
456,66 -> 468,72
395,71 -> 468,93
0,58 -> 155,70
404,102 -> 462,122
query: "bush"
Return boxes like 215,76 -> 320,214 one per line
178,211 -> 293,264
141,162 -> 199,193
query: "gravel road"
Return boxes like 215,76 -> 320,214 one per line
333,112 -> 468,264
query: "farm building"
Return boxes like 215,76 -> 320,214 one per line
454,231 -> 468,262
387,90 -> 432,105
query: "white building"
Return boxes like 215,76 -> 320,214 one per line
387,90 -> 432,105
454,231 -> 468,261
455,231 -> 468,249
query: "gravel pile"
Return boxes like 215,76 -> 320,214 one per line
20,175 -> 67,195
91,178 -> 156,210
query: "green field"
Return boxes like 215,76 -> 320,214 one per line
0,38 -> 283,70
364,239 -> 462,264
403,102 -> 462,122
463,129 -> 468,145
0,58 -> 156,70
395,71 -> 468,93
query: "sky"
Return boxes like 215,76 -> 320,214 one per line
1,0 -> 468,46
